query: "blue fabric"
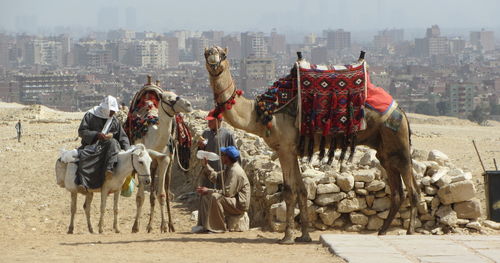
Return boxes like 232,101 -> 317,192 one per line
220,146 -> 240,160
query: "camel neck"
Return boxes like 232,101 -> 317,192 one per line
208,67 -> 263,136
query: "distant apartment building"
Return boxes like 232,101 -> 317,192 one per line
415,25 -> 449,57
24,39 -> 63,66
446,83 -> 475,116
74,41 -> 111,68
187,37 -> 211,62
17,73 -> 77,110
0,34 -> 10,68
134,40 -> 168,68
241,32 -> 267,58
470,30 -> 495,52
449,37 -> 466,54
326,29 -> 351,50
202,30 -> 224,46
240,57 -> 275,94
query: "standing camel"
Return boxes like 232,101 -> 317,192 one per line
204,46 -> 420,244
128,81 -> 193,233
55,144 -> 163,234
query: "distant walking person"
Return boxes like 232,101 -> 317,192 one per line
15,120 -> 22,142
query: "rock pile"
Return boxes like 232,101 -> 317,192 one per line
178,110 -> 485,234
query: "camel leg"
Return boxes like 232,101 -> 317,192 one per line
132,183 -> 145,233
378,155 -> 403,235
147,175 -> 157,233
98,188 -> 109,234
113,192 -> 120,233
83,193 -> 94,233
293,158 -> 311,243
277,150 -> 298,244
67,192 -> 77,234
400,160 -> 419,235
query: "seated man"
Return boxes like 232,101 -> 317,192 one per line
193,146 -> 250,233
76,95 -> 131,191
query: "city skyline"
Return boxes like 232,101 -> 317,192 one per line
1,0 -> 500,36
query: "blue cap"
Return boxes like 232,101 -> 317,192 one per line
220,146 -> 240,160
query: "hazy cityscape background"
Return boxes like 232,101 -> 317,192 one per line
0,1 -> 499,122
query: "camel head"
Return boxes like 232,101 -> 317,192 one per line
131,144 -> 155,186
204,46 -> 229,76
159,91 -> 193,116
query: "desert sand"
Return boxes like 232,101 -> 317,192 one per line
0,102 -> 498,262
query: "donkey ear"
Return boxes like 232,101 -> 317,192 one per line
147,149 -> 167,160
224,47 -> 228,54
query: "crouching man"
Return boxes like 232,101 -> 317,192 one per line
193,146 -> 250,233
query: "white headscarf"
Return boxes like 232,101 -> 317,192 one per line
88,95 -> 119,119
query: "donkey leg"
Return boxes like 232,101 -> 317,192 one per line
165,160 -> 175,232
132,183 -> 145,233
67,192 -> 77,234
113,192 -> 120,233
147,180 -> 156,233
83,193 -> 94,233
98,188 -> 109,234
379,165 -> 403,235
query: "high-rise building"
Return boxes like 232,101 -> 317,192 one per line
241,32 -> 267,58
449,37 -> 466,54
470,30 -> 495,52
0,34 -> 10,68
134,40 -> 168,68
17,73 -> 77,110
240,57 -> 275,94
202,31 -> 224,46
24,39 -> 63,66
415,25 -> 449,57
326,29 -> 351,50
373,29 -> 404,49
221,35 -> 241,60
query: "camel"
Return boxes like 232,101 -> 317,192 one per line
55,144 -> 165,234
128,82 -> 193,233
204,46 -> 420,244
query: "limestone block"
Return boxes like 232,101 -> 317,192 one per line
270,221 -> 286,232
377,210 -> 389,219
428,150 -> 450,166
355,189 -> 368,196
353,168 -> 376,183
354,182 -> 365,189
338,198 -> 361,213
336,173 -> 355,192
314,221 -> 329,230
346,224 -> 365,232
359,150 -> 377,166
316,183 -> 340,195
366,180 -> 386,192
314,192 -> 347,206
430,167 -> 450,184
347,190 -> 356,198
456,219 -> 470,225
466,221 -> 482,231
436,205 -> 458,226
403,218 -> 422,229
412,149 -> 429,161
420,213 -> 434,221
350,212 -> 369,225
418,201 -> 429,214
372,197 -> 391,211
450,172 -> 472,183
390,218 -> 402,227
302,168 -> 326,181
333,218 -> 346,228
453,199 -> 481,219
400,210 -> 411,219
424,185 -> 438,195
437,180 -> 476,205
303,177 -> 317,200
270,201 -> 299,223
317,207 -> 341,226
318,176 -> 336,184
413,160 -> 427,177
367,215 -> 384,230
361,208 -> 377,216
483,220 -> 500,230
421,176 -> 432,186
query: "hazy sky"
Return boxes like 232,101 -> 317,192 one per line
1,0 -> 499,33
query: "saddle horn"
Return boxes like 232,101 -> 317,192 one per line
297,51 -> 303,61
358,51 -> 366,62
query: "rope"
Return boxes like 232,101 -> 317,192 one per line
296,61 -> 302,133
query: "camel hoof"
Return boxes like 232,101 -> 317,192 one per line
278,237 -> 295,245
99,228 -> 103,234
147,226 -> 153,233
114,229 -> 121,234
132,222 -> 139,233
169,224 -> 175,233
88,228 -> 94,234
406,229 -> 414,235
295,235 -> 312,243
378,230 -> 387,236
67,228 -> 74,234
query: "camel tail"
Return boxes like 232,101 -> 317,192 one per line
401,108 -> 421,195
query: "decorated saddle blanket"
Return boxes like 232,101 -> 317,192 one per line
124,86 -> 163,142
257,62 -> 367,137
256,63 -> 396,135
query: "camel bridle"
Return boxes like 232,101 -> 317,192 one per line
206,49 -> 227,77
160,96 -> 180,117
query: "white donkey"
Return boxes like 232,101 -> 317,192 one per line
55,144 -> 165,234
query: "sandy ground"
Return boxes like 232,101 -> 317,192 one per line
0,104 -> 498,262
